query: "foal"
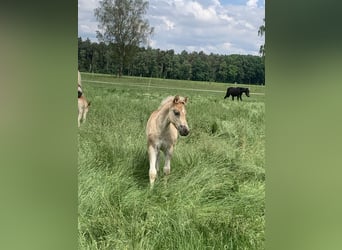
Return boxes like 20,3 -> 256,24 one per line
78,94 -> 91,127
146,95 -> 189,186
77,72 -> 90,128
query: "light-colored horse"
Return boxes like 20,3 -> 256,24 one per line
146,95 -> 190,186
78,95 -> 91,127
77,70 -> 90,127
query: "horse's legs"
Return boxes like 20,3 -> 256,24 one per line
83,107 -> 88,123
148,145 -> 158,186
156,150 -> 160,172
163,145 -> 174,176
232,96 -> 234,101
78,109 -> 83,127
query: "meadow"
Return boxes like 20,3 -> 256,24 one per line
78,73 -> 265,249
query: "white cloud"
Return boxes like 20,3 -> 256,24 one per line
80,24 -> 94,33
211,0 -> 221,7
184,1 -> 218,22
150,16 -> 175,31
147,0 -> 264,55
222,42 -> 232,50
246,0 -> 258,8
78,0 -> 265,55
78,0 -> 98,12
78,0 -> 99,40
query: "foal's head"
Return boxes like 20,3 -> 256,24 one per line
168,95 -> 189,136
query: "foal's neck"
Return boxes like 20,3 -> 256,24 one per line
157,104 -> 172,131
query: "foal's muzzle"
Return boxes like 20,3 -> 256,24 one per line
178,125 -> 189,136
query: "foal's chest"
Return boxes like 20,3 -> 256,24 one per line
157,130 -> 177,150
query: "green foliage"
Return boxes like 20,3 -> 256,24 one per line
78,38 -> 265,85
78,73 -> 265,249
94,0 -> 154,77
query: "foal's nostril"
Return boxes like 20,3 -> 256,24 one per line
179,126 -> 189,136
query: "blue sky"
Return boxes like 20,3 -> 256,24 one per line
78,0 -> 265,55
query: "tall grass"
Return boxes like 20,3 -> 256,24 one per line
78,75 -> 265,249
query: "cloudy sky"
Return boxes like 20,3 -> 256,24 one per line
78,0 -> 265,55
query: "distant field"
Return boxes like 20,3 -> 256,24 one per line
81,73 -> 265,99
78,73 -> 265,249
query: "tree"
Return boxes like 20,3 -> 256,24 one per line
217,60 -> 228,82
258,18 -> 265,57
94,0 -> 154,77
78,38 -> 265,84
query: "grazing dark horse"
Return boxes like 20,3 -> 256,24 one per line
224,87 -> 250,101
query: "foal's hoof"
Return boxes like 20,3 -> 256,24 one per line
149,180 -> 155,189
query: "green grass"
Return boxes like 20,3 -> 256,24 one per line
81,72 -> 266,98
78,73 -> 265,249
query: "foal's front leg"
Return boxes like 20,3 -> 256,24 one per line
82,107 -> 89,123
163,145 -> 174,176
155,150 -> 160,172
148,145 -> 158,186
78,109 -> 83,127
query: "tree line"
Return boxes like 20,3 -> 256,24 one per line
78,37 -> 265,85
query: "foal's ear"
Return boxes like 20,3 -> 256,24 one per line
173,95 -> 180,103
184,96 -> 188,104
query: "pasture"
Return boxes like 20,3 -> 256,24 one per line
78,73 -> 265,249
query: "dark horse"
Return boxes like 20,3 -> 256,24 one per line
224,87 -> 250,101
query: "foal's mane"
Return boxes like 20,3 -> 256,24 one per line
158,95 -> 187,110
158,96 -> 175,109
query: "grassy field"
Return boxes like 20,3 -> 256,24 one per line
78,73 -> 265,249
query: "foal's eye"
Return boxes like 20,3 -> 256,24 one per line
173,110 -> 180,116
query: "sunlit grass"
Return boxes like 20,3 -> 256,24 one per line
78,74 -> 265,249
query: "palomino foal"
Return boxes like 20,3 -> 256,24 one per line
77,72 -> 90,127
146,95 -> 189,186
78,95 -> 91,127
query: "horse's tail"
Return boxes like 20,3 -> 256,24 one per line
78,84 -> 83,98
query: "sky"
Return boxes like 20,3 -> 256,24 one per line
78,0 -> 265,55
